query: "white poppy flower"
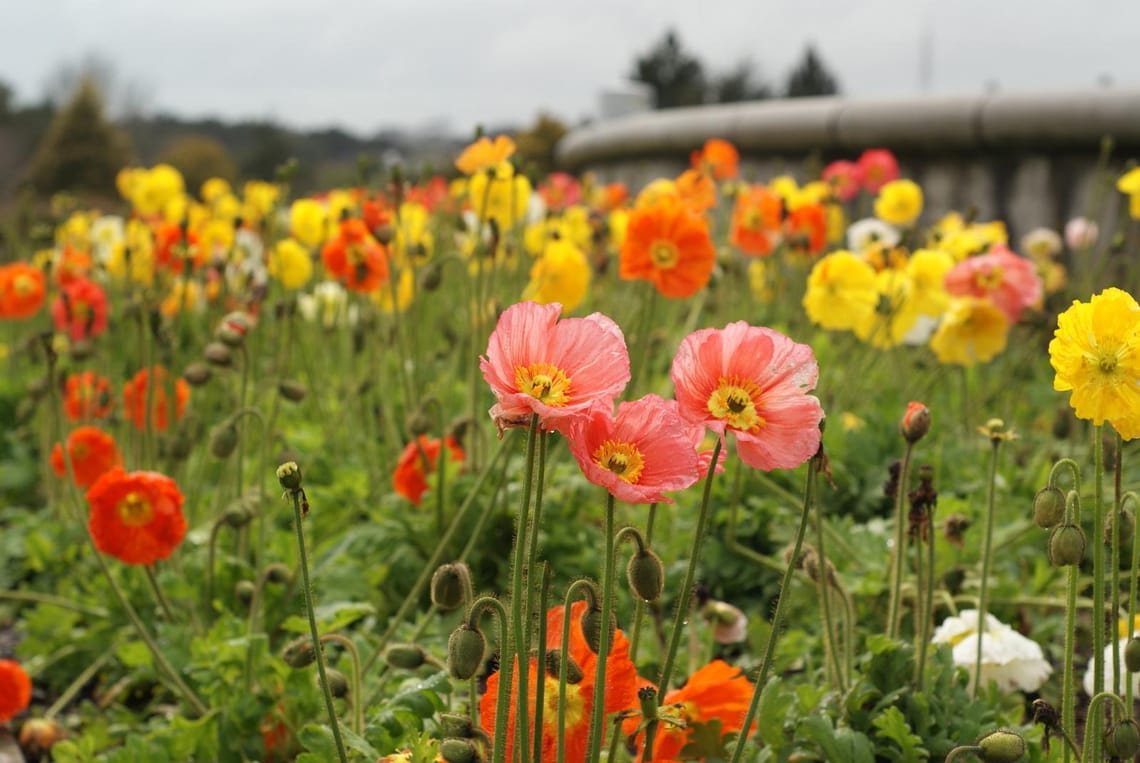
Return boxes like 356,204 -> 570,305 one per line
931,609 -> 1052,693
847,217 -> 900,251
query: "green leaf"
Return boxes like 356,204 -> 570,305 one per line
871,706 -> 930,763
281,600 -> 376,633
797,714 -> 876,763
755,676 -> 794,753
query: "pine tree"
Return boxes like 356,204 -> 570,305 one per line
631,30 -> 707,109
784,45 -> 841,98
24,77 -> 132,197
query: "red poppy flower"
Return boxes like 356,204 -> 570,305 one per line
86,467 -> 187,565
53,246 -> 95,286
321,218 -> 390,292
822,160 -> 864,202
944,245 -> 1042,323
0,262 -> 47,319
64,371 -> 115,421
51,277 -> 109,341
784,204 -> 827,255
51,426 -> 122,488
539,173 -> 582,212
620,199 -> 716,299
0,659 -> 32,722
480,601 -> 639,763
392,435 -> 465,505
155,223 -> 206,274
123,366 -> 190,432
730,186 -> 783,256
857,148 -> 900,193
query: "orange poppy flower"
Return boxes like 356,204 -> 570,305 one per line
51,426 -> 122,488
730,186 -> 784,256
0,660 -> 32,722
620,200 -> 716,299
784,203 -> 828,255
675,169 -> 716,213
64,371 -> 115,421
480,600 -> 639,763
392,435 -> 465,505
51,277 -> 109,341
596,182 -> 629,212
624,660 -> 756,761
455,135 -> 516,175
53,245 -> 94,285
321,218 -> 390,292
690,138 -> 740,181
155,222 -> 205,274
123,366 -> 190,432
86,467 -> 187,565
0,262 -> 47,319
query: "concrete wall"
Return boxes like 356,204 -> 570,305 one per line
556,90 -> 1140,239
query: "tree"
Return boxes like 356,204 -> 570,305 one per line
514,113 -> 568,177
158,135 -> 238,195
24,77 -> 132,197
631,30 -> 707,109
784,45 -> 841,98
710,59 -> 773,104
0,80 -> 12,123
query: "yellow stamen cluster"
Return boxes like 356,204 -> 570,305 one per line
515,363 -> 572,406
708,377 -> 765,432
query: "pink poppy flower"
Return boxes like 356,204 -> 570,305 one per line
857,149 -> 900,193
821,160 -> 864,202
51,277 -> 108,341
539,172 -> 582,212
944,245 -> 1042,323
566,395 -> 700,504
480,301 -> 630,434
671,322 -> 824,471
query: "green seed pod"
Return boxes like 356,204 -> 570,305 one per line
234,580 -> 256,605
579,604 -> 615,655
447,624 -> 486,680
221,499 -> 255,528
439,738 -> 478,763
209,422 -> 239,459
265,563 -> 292,585
439,713 -> 475,739
182,362 -> 213,387
626,548 -> 664,602
977,729 -> 1026,762
420,261 -> 444,292
1047,523 -> 1086,567
278,379 -> 308,402
543,650 -> 583,684
282,637 -> 317,668
203,341 -> 233,367
276,462 -> 303,491
1104,507 -> 1134,549
1106,719 -> 1140,759
431,562 -> 472,611
323,668 -> 350,699
1126,638 -> 1140,673
1032,486 -> 1066,529
385,643 -> 427,670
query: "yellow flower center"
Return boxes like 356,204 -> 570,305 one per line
117,491 -> 154,527
593,440 -> 645,483
515,363 -> 572,406
707,377 -> 765,432
742,208 -> 762,231
543,675 -> 587,732
1094,348 -> 1121,375
650,241 -> 680,269
13,274 -> 37,296
975,266 -> 1003,291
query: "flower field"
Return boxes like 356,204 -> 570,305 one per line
2,135 -> 1140,762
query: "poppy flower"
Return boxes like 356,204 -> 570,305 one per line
155,222 -> 205,274
86,468 -> 187,565
944,245 -> 1042,324
857,148 -> 900,193
822,160 -> 864,202
671,322 -> 824,471
874,179 -> 924,226
783,204 -> 827,255
539,173 -> 582,212
123,366 -> 190,432
730,186 -> 783,256
0,262 -> 47,319
321,218 -> 390,293
522,239 -> 591,313
480,301 -> 630,434
565,395 -> 700,504
480,601 -> 639,763
64,371 -> 115,421
675,169 -> 717,212
624,660 -> 755,761
392,435 -> 465,505
455,134 -> 516,175
0,660 -> 32,722
802,251 -> 878,331
51,277 -> 109,341
930,297 -> 1010,367
52,246 -> 94,286
690,138 -> 739,181
51,426 -> 122,488
620,199 -> 715,299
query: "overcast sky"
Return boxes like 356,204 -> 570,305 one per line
1,0 -> 1136,136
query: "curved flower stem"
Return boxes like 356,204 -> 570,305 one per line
287,487 -> 348,763
144,565 -> 177,623
814,486 -> 844,694
558,580 -> 600,763
0,590 -> 109,618
1082,691 -> 1129,762
886,441 -> 915,640
972,437 -> 1003,700
1125,490 -> 1140,708
1089,425 -> 1106,762
44,638 -> 121,720
943,746 -> 982,763
728,451 -> 820,763
628,504 -> 658,663
321,633 -> 364,735
531,563 -> 551,763
1054,472 -> 1083,763
586,493 -> 618,762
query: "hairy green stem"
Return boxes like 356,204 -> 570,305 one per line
887,441 -> 915,640
973,437 -> 1002,699
586,494 -> 618,761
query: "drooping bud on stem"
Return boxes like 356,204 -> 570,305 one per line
1047,523 -> 1086,567
282,636 -> 318,668
900,401 -> 931,444
278,379 -> 308,402
447,624 -> 486,680
1106,719 -> 1140,759
977,729 -> 1026,762
544,650 -> 583,684
579,603 -> 615,655
439,738 -> 479,763
626,548 -> 665,602
1032,486 -> 1066,529
322,668 -> 350,699
385,643 -> 428,670
431,562 -> 473,611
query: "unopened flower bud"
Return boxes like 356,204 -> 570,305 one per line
431,563 -> 472,611
1047,524 -> 1086,567
579,604 -> 615,655
448,624 -> 486,680
18,718 -> 65,753
1126,638 -> 1140,673
323,668 -> 350,699
373,224 -> 395,245
802,549 -> 823,582
183,362 -> 213,386
406,410 -> 433,437
440,713 -> 475,739
217,311 -> 252,347
703,600 -> 748,644
544,650 -> 583,684
626,548 -> 665,602
900,401 -> 931,444
439,738 -> 478,763
385,643 -> 427,670
265,563 -> 292,584
1106,719 -> 1140,759
282,637 -> 317,668
203,341 -> 233,367
234,580 -> 256,605
420,261 -> 444,292
210,422 -> 239,459
1105,507 -> 1134,549
1032,487 -> 1066,529
221,499 -> 255,528
276,461 -> 303,491
977,729 -> 1026,762
278,379 -> 307,402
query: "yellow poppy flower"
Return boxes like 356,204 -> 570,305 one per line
455,135 -> 515,175
268,238 -> 314,290
522,239 -> 590,312
853,270 -> 920,348
874,179 -> 924,226
802,251 -> 877,331
930,296 -> 1010,365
